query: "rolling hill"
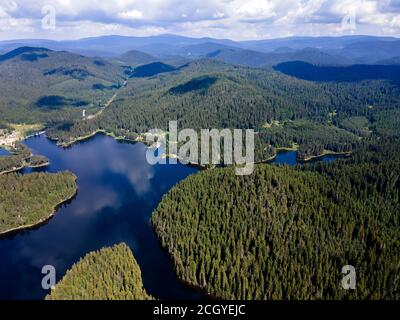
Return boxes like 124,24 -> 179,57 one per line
117,50 -> 158,67
0,47 -> 126,123
46,58 -> 400,162
130,62 -> 178,77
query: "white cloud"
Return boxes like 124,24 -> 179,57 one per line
236,0 -> 276,20
0,1 -> 33,33
1,0 -> 18,12
212,11 -> 225,19
118,9 -> 143,20
0,0 -> 399,40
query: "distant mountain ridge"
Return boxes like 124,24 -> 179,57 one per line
1,35 -> 400,65
209,47 -> 352,67
275,61 -> 400,83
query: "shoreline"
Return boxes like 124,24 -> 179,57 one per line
52,79 -> 129,148
264,144 -> 352,164
0,176 -> 78,237
0,128 -> 50,175
297,150 -> 352,163
56,130 -> 106,148
149,224 -> 216,301
0,160 -> 50,176
28,161 -> 50,169
275,145 -> 299,153
0,164 -> 26,175
0,124 -> 45,148
55,130 -> 143,148
52,131 -> 353,168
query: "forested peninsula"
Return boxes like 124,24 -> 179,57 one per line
46,243 -> 153,300
0,172 -> 77,235
0,143 -> 49,175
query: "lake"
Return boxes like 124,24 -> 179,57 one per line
0,147 -> 10,156
0,134 -> 337,300
0,134 -> 200,300
272,150 -> 337,165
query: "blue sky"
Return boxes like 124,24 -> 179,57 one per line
0,0 -> 399,40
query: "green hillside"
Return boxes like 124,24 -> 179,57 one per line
118,50 -> 158,67
47,59 -> 400,160
0,47 -> 126,124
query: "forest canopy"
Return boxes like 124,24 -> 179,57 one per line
46,243 -> 153,300
0,172 -> 77,234
151,140 -> 400,300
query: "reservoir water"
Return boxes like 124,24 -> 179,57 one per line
0,134 -> 200,300
0,134 -> 337,300
0,148 -> 10,156
272,150 -> 337,165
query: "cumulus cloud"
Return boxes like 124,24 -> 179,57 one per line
236,0 -> 276,21
0,0 -> 399,40
0,0 -> 33,33
118,10 -> 143,20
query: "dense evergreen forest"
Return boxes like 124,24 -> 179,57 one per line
0,172 -> 77,234
46,60 -> 400,160
151,139 -> 400,299
46,243 -> 153,300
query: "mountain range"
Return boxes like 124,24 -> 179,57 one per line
1,35 -> 400,66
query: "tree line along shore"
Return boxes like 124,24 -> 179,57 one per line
0,172 -> 77,235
